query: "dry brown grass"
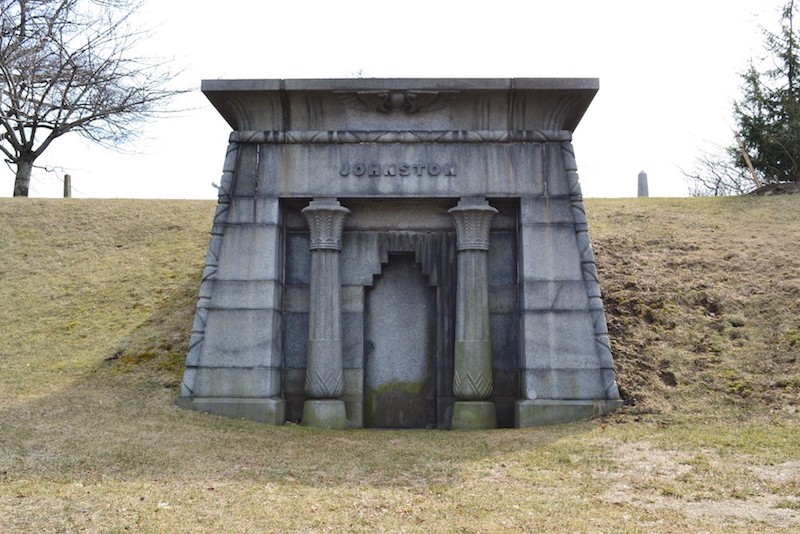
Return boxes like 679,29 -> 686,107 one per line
589,196 -> 800,417
1,196 -> 799,533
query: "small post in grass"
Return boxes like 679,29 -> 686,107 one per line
63,174 -> 72,198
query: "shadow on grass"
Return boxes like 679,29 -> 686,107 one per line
0,275 -> 596,490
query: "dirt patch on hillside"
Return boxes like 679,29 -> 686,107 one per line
749,182 -> 800,195
587,197 -> 800,415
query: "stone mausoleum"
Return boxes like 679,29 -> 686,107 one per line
179,78 -> 622,429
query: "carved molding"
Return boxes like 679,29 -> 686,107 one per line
335,90 -> 459,114
302,198 -> 350,251
453,369 -> 493,400
305,367 -> 345,399
230,130 -> 572,145
449,199 -> 498,251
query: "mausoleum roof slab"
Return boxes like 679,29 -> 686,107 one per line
202,78 -> 598,133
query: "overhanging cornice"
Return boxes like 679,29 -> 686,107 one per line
201,78 -> 598,133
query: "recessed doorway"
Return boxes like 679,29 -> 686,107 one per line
364,254 -> 437,428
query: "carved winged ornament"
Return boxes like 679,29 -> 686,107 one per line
335,90 -> 459,114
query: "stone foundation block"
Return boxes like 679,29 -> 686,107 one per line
451,401 -> 497,430
514,399 -> 623,427
302,399 -> 348,430
181,397 -> 285,425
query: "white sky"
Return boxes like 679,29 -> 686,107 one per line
0,0 -> 781,199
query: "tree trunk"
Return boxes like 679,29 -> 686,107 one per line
13,160 -> 33,197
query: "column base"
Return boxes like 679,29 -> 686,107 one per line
451,401 -> 497,430
178,397 -> 286,425
514,399 -> 623,427
302,399 -> 349,430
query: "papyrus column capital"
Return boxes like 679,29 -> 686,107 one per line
302,198 -> 350,251
448,197 -> 498,251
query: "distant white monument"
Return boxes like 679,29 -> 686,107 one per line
638,170 -> 649,197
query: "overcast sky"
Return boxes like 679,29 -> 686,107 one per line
0,0 -> 781,199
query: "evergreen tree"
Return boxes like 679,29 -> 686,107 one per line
732,0 -> 800,185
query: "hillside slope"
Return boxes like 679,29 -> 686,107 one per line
2,196 -> 798,415
1,196 -> 799,532
0,199 -> 215,399
589,196 -> 800,417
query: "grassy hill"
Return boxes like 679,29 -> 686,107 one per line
1,197 -> 799,532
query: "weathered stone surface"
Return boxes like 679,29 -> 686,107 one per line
253,144 -> 546,198
181,78 -> 619,429
215,225 -> 282,281
283,368 -> 306,397
520,223 -> 584,282
488,286 -> 518,314
231,144 -> 259,196
282,312 -> 308,369
521,197 -> 575,224
203,78 -> 598,131
185,397 -> 285,425
488,231 -> 517,285
520,311 -> 601,369
489,314 -> 519,371
520,369 -> 615,400
193,367 -> 281,398
364,254 -> 436,428
301,399 -> 348,430
340,233 -> 383,286
342,368 -> 364,428
342,311 -> 364,369
227,196 -> 282,225
344,198 -> 454,231
451,401 -> 497,430
302,199 -> 349,426
284,233 -> 310,285
283,286 -> 309,313
451,200 -> 497,404
515,399 -> 623,426
523,281 -> 591,311
209,280 -> 281,310
198,309 -> 281,368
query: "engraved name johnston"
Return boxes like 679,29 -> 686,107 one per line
339,162 -> 456,178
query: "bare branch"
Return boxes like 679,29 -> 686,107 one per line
0,0 -> 186,196
682,146 -> 756,197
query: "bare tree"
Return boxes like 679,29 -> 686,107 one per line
683,147 -> 758,197
0,0 -> 182,196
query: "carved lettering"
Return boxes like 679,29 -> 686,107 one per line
338,162 -> 456,178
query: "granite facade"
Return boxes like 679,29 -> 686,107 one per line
179,78 -> 622,428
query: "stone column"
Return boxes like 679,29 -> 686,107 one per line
301,198 -> 350,429
448,197 -> 498,430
